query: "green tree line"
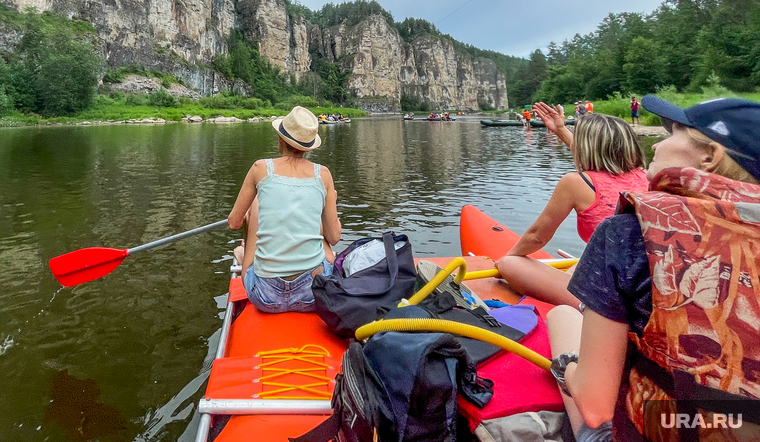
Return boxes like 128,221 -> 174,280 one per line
0,6 -> 100,116
511,0 -> 760,106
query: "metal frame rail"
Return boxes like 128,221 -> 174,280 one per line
194,261 -> 332,442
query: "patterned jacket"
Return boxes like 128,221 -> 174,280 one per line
616,167 -> 760,441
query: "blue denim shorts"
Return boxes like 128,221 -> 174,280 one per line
244,260 -> 334,313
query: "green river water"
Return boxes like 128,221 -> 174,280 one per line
0,117 -> 657,441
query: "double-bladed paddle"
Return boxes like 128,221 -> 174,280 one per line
49,219 -> 229,287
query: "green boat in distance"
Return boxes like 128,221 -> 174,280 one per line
480,119 -> 524,127
529,119 -> 577,128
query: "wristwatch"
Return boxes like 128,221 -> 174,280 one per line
550,353 -> 579,397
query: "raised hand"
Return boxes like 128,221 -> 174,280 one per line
533,102 -> 566,134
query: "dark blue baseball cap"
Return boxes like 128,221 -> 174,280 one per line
642,95 -> 760,181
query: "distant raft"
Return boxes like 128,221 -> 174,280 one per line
480,119 -> 524,127
529,119 -> 576,128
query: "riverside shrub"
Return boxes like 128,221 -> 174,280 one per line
0,9 -> 100,116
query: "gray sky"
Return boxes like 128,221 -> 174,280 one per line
295,0 -> 665,58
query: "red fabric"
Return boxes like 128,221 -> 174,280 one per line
576,169 -> 648,243
457,318 -> 564,431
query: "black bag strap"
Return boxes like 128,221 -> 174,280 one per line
288,413 -> 339,442
382,231 -> 399,288
340,231 -> 400,296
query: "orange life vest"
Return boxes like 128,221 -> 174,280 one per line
522,110 -> 531,120
617,167 -> 760,441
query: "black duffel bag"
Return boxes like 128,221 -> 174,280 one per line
312,232 -> 416,339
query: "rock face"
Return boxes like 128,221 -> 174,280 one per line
0,0 -> 508,109
238,0 -> 312,82
1,0 -> 237,95
400,35 -> 508,111
311,15 -> 508,111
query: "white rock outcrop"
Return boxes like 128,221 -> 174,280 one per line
1,1 -> 508,110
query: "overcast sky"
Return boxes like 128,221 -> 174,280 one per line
295,0 -> 666,58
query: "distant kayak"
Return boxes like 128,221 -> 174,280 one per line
480,120 -> 523,127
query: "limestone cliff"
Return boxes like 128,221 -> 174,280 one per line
0,0 -> 508,110
1,0 -> 238,95
311,15 -> 508,111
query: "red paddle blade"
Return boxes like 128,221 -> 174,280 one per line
49,247 -> 129,287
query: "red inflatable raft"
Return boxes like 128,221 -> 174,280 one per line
460,204 -> 554,260
194,205 -> 565,441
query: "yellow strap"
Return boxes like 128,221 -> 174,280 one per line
260,355 -> 331,369
259,367 -> 333,382
257,344 -> 331,357
253,345 -> 335,400
257,381 -> 332,399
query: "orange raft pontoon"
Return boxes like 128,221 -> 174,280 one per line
195,206 -> 564,441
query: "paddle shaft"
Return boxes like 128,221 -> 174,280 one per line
49,219 -> 230,286
127,219 -> 228,255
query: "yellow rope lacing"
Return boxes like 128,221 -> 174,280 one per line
253,345 -> 334,400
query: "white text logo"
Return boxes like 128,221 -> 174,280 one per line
660,413 -> 742,429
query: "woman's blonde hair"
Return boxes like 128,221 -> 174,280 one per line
573,113 -> 646,174
682,125 -> 759,184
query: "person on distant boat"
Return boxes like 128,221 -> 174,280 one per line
575,101 -> 586,119
496,103 -> 648,307
630,96 -> 640,125
546,96 -> 760,442
229,106 -> 341,313
584,100 -> 594,114
522,106 -> 532,127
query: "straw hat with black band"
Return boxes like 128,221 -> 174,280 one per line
271,106 -> 321,151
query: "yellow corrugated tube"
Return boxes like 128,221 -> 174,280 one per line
369,256 -> 575,371
355,318 -> 552,371
406,257 -> 468,305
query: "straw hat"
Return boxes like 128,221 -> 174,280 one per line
271,106 -> 321,151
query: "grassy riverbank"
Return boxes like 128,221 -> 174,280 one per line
0,93 -> 366,127
590,89 -> 760,125
493,89 -> 760,126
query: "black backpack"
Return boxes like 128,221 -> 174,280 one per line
290,333 -> 493,442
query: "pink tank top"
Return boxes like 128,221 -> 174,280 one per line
576,169 -> 649,242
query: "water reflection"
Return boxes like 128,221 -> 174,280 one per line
44,369 -> 129,441
0,119 -> 661,441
